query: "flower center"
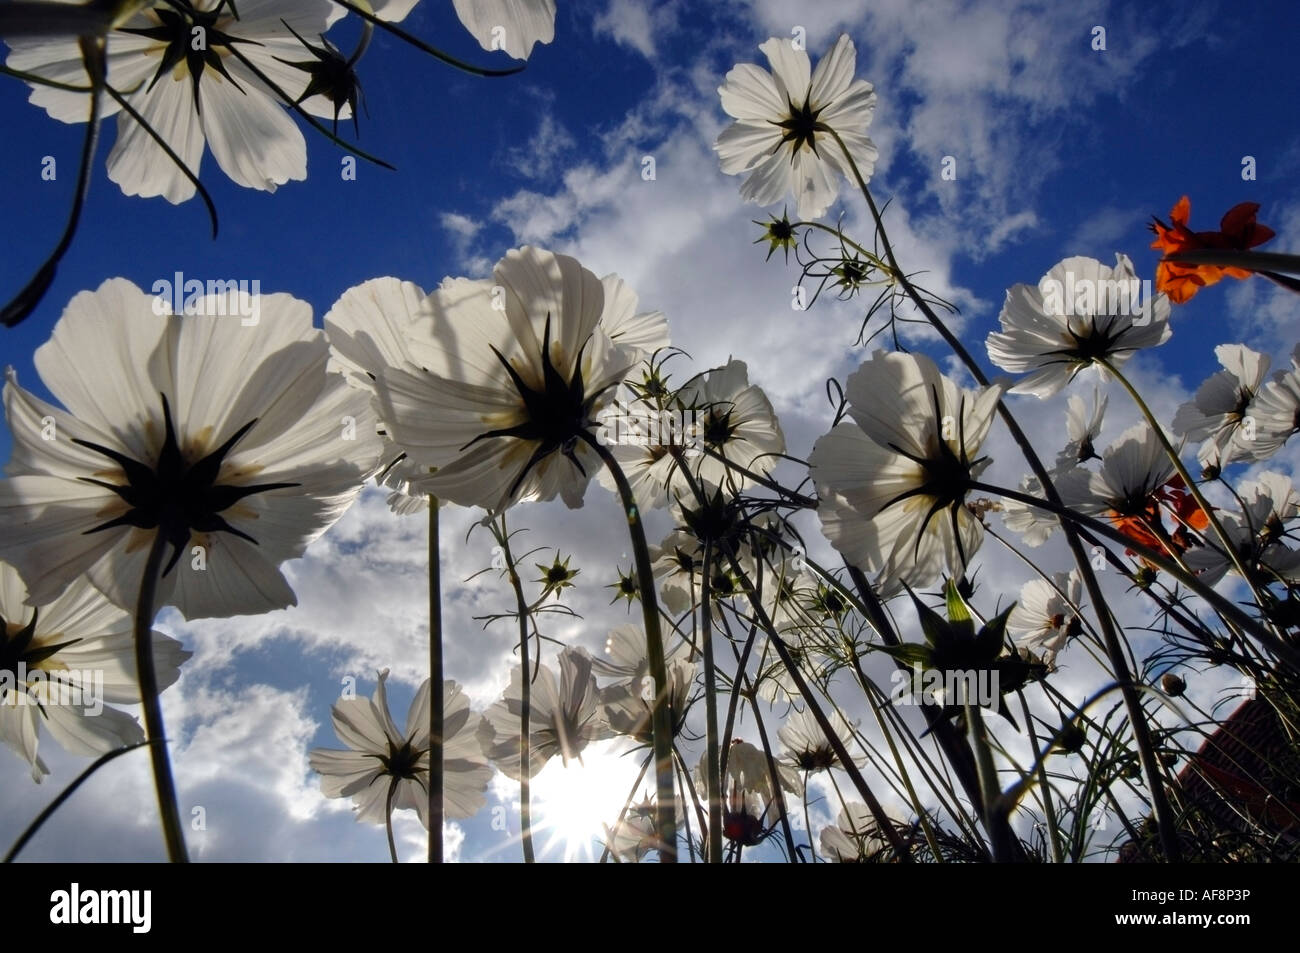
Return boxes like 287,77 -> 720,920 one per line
0,610 -> 76,698
74,395 -> 299,576
465,314 -> 606,500
773,96 -> 829,156
379,739 -> 424,781
702,406 -> 738,448
123,3 -> 252,115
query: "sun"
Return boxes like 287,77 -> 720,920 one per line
529,739 -> 647,862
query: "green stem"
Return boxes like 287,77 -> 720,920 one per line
4,740 -> 155,863
1018,690 -> 1064,864
135,531 -> 187,863
495,517 -> 536,863
802,777 -> 817,862
428,495 -> 443,863
583,432 -> 677,862
699,537 -> 724,863
385,778 -> 400,863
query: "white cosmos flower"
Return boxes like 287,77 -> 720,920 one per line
649,495 -> 763,616
1007,570 -> 1084,665
1057,423 -> 1176,520
986,255 -> 1171,399
0,278 -> 381,619
674,359 -> 785,492
590,622 -> 689,679
479,646 -> 608,779
809,350 -> 1004,591
371,247 -> 663,514
716,34 -> 878,220
0,561 -> 189,782
603,796 -> 662,863
777,707 -> 865,776
450,0 -> 556,60
309,673 -> 492,826
820,802 -> 892,862
1172,344 -> 1270,469
1184,471 -> 1300,586
1000,473 -> 1064,547
6,0 -> 342,203
598,652 -> 696,745
323,277 -> 436,515
1058,388 -> 1107,468
1240,343 -> 1300,460
698,739 -> 799,847
596,358 -> 784,507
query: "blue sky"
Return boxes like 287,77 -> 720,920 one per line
1,0 -> 1299,862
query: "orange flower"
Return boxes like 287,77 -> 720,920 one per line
1149,196 -> 1275,303
1109,475 -> 1213,565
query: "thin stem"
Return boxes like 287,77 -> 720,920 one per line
495,517 -> 536,863
2,35 -> 103,328
4,741 -> 155,863
802,778 -> 817,862
582,431 -> 678,862
385,779 -> 400,863
428,494 -> 443,863
1018,690 -> 1064,864
699,537 -> 724,863
135,531 -> 187,862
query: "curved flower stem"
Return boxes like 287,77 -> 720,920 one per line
802,778 -> 817,862
699,538 -> 724,863
4,740 -> 154,863
385,779 -> 400,863
1099,358 -> 1282,640
796,220 -> 890,269
428,495 -> 443,863
827,126 -> 1182,859
1017,690 -> 1064,864
2,35 -> 103,329
582,432 -> 677,861
494,516 -> 536,863
135,531 -> 188,863
330,0 -> 526,76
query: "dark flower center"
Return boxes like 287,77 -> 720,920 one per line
773,96 -> 830,156
74,395 -> 298,576
0,610 -> 78,698
703,406 -> 738,448
379,739 -> 424,781
465,314 -> 608,501
123,3 -> 254,115
796,746 -> 837,771
880,387 -> 986,568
